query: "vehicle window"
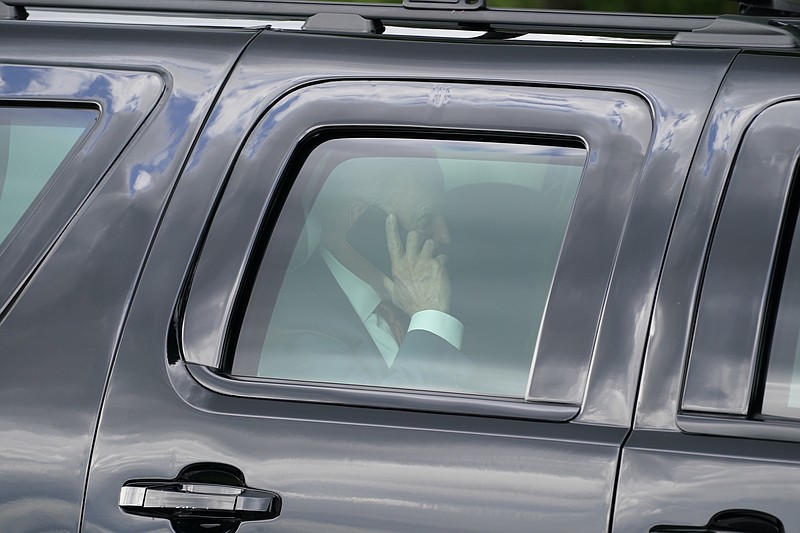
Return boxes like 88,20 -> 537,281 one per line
231,137 -> 585,397
0,107 -> 97,243
762,171 -> 800,419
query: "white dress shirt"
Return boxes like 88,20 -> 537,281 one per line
321,248 -> 463,367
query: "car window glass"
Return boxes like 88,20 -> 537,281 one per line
231,137 -> 586,397
0,107 -> 97,243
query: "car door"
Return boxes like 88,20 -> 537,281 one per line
0,19 -> 254,531
613,53 -> 800,532
80,28 -> 736,532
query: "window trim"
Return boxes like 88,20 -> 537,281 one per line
181,79 -> 653,418
759,161 -> 800,420
680,99 -> 800,423
187,363 -> 580,421
677,413 -> 800,443
0,64 -> 165,317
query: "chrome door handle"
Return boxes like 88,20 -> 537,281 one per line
650,509 -> 783,533
119,480 -> 281,522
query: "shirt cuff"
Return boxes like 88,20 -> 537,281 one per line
408,310 -> 464,350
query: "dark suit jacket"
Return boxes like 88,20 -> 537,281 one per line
259,251 -> 473,391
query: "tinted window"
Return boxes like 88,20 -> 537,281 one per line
0,107 -> 97,243
232,137 -> 585,397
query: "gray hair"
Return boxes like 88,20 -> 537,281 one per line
310,156 -> 443,219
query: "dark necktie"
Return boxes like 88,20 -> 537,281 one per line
374,300 -> 409,345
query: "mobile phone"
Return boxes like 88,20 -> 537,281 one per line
346,206 -> 407,278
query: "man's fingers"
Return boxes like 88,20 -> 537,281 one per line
435,253 -> 448,268
420,238 -> 435,259
385,213 -> 403,262
405,230 -> 420,259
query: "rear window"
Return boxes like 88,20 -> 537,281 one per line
0,107 -> 97,243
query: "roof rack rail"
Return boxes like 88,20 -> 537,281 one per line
403,0 -> 485,11
740,0 -> 800,16
673,14 -> 800,47
0,1 -> 26,19
7,0 -> 800,49
1,0 -> 718,35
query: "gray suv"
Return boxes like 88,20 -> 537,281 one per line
2,1 -> 800,532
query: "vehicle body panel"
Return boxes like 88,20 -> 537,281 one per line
4,7 -> 800,532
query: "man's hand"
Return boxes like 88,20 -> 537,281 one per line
383,213 -> 451,316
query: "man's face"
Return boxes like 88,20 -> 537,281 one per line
387,176 -> 450,249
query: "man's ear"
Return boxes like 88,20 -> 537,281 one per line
348,202 -> 367,227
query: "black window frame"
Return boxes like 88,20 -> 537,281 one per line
759,162 -> 800,421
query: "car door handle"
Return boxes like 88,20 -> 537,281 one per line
119,480 -> 281,522
650,509 -> 784,533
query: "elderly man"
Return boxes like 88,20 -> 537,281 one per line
258,157 -> 472,391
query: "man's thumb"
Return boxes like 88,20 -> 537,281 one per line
383,276 -> 395,299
